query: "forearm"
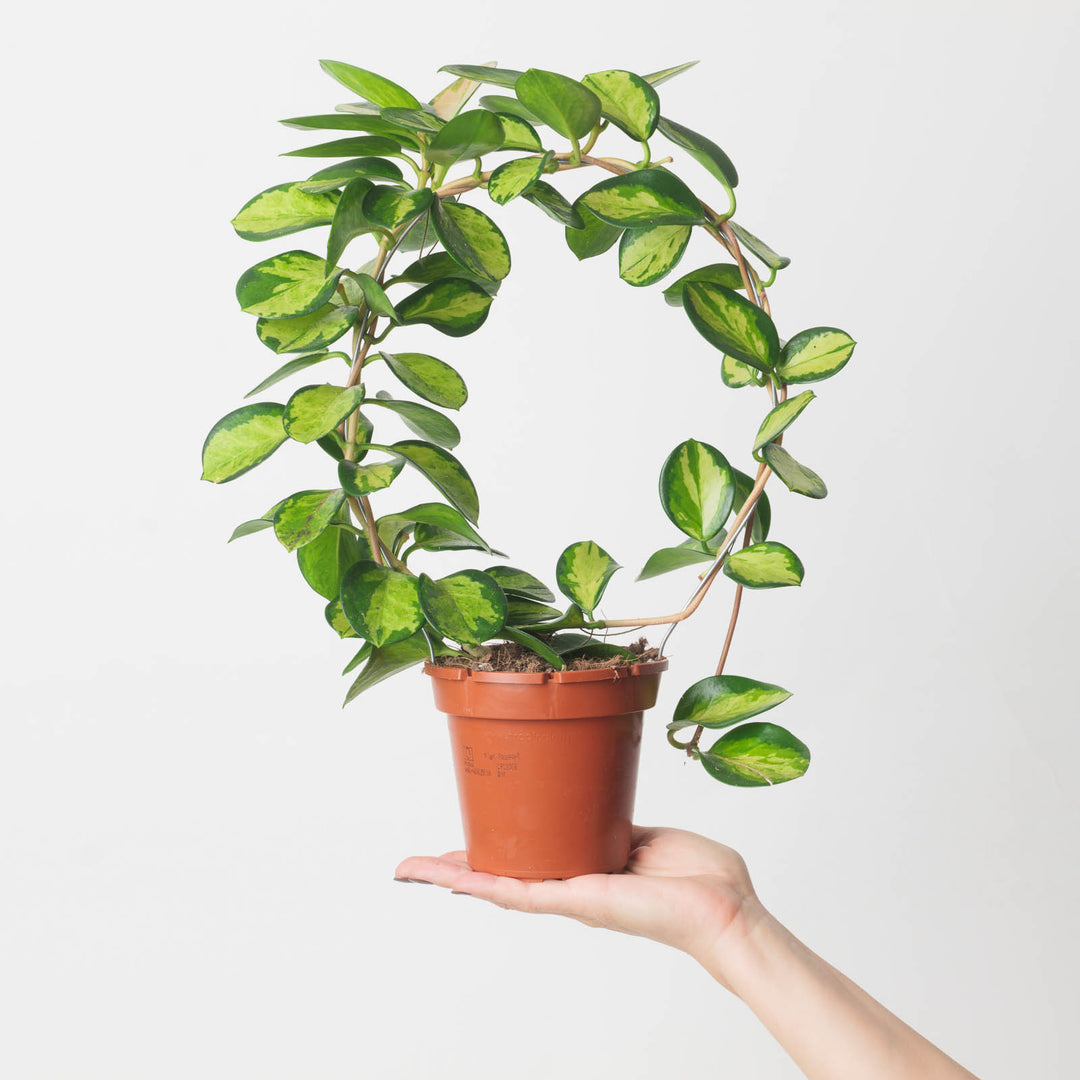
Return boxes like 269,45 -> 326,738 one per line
692,901 -> 978,1080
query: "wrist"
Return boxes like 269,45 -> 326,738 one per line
687,895 -> 786,998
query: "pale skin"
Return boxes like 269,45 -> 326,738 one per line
396,826 -> 979,1080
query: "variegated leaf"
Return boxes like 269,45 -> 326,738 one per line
426,109 -> 504,165
430,66 -> 486,121
273,489 -> 347,552
722,355 -> 759,388
523,181 -> 583,228
730,221 -> 790,271
338,456 -> 405,497
387,502 -> 492,553
432,199 -> 511,282
369,393 -> 460,449
236,251 -> 342,319
555,541 -> 621,615
244,351 -> 349,399
325,597 -> 359,638
643,61 -> 699,87
231,183 -> 339,241
777,327 -> 856,384
350,271 -> 400,322
395,278 -> 494,337
283,384 -> 364,444
340,561 -> 424,647
297,513 -> 370,601
753,390 -> 816,453
362,186 -> 434,231
761,443 -> 828,499
257,303 -> 360,354
618,224 -> 691,287
483,566 -> 555,603
487,153 -> 552,205
357,440 -> 480,523
318,61 -> 421,109
659,439 -> 735,541
657,116 -> 738,189
663,263 -> 746,306
378,351 -> 468,410
493,113 -> 543,151
515,69 -> 601,140
731,468 -> 771,544
300,157 -> 404,194
579,168 -> 705,227
698,722 -> 810,787
669,675 -> 792,732
201,403 -> 287,483
723,541 -> 804,588
419,570 -> 507,646
566,200 -> 623,259
683,281 -> 780,372
581,69 -> 660,140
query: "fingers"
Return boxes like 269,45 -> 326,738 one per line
394,854 -> 470,885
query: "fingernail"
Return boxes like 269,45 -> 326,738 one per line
450,890 -> 472,896
394,877 -> 434,885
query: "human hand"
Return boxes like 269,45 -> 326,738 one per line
395,825 -> 764,980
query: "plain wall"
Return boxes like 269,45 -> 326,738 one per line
2,1 -> 1077,1076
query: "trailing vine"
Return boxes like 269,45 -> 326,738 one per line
202,60 -> 857,790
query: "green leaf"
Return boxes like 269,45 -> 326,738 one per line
439,64 -> 524,89
231,183 -> 339,241
499,626 -> 566,669
410,526 -> 505,557
359,440 -> 480,523
236,251 -> 342,319
388,502 -> 492,553
300,157 -> 405,194
343,630 -> 450,703
731,468 -> 771,543
257,303 -> 360,354
419,570 -> 507,646
426,109 -> 504,166
730,221 -> 790,271
432,199 -> 511,282
281,115 -> 419,143
493,113 -> 543,151
581,69 -> 660,140
362,185 -> 434,231
325,178 -> 377,268
505,597 -> 562,625
318,60 -> 421,109
723,541 -> 804,588
349,271 -> 401,322
342,642 -> 373,674
340,561 -> 424,647
663,263 -> 746,306
388,251 -> 500,294
659,439 -> 735,541
636,544 -> 715,581
483,566 -> 555,603
281,135 -> 402,158
579,168 -> 705,227
618,224 -> 691,287
325,597 -> 359,638
283,384 -> 363,443
297,515 -> 371,601
228,516 -> 275,542
753,391 -> 815,453
338,455 -> 405,496
515,68 -> 601,141
487,153 -> 551,205
243,351 -> 349,399
370,393 -> 460,449
777,327 -> 856,384
698,722 -> 810,787
378,351 -> 468,410
547,632 -> 596,654
273,489 -> 347,552
201,404 -> 287,483
721,355 -> 760,389
643,61 -> 699,87
682,282 -> 780,372
555,541 -> 621,615
523,181 -> 584,228
395,278 -> 494,337
381,107 -> 443,133
563,641 -> 637,662
657,116 -> 738,189
479,95 -> 542,125
669,675 -> 792,732
565,200 -> 623,259
761,443 -> 828,500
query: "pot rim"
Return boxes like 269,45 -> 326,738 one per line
424,658 -> 668,685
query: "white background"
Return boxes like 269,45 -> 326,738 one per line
3,1 -> 1078,1076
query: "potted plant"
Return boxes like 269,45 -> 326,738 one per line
202,59 -> 856,879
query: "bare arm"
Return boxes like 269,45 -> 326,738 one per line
396,827 -> 978,1080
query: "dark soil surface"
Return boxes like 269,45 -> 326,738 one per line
433,637 -> 661,673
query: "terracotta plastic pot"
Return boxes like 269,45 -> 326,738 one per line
425,659 -> 669,880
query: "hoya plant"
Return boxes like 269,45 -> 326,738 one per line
202,59 -> 856,790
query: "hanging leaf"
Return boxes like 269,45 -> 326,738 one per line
683,281 -> 780,372
340,561 -> 424,647
730,221 -> 790,271
721,355 -> 760,389
281,135 -> 402,158
643,61 -> 699,87
410,526 -> 505,557
438,64 -> 524,89
326,597 -> 359,638
300,157 -> 405,194
515,68 -> 601,140
395,278 -> 494,337
342,642 -> 373,674
698,722 -> 810,787
432,199 -> 511,282
318,60 -> 421,109
349,272 -> 400,323
659,439 -> 735,541
357,440 -> 480,523
325,178 -> 378,269
581,69 -> 660,140
523,181 -> 584,228
487,153 -> 552,205
669,675 -> 792,732
479,95 -> 543,125
566,200 -> 623,259
777,327 -> 856,384
231,183 -> 339,241
236,251 -> 342,319
338,456 -> 405,497
419,570 -> 508,646
657,116 -> 738,189
636,544 -> 715,581
618,224 -> 691,287
555,541 -> 621,615
493,113 -> 543,151
244,351 -> 349,399
663,263 -> 746,306
426,109 -> 505,165
344,630 -> 452,704
753,390 -> 816,453
297,514 -> 371,601
731,468 -> 771,544
272,489 -> 347,552
201,403 -> 287,483
387,502 -> 492,553
377,351 -> 468,410
483,566 -> 555,603
362,186 -> 434,231
761,443 -> 828,499
388,250 -> 500,294
723,541 -> 804,588
579,168 -> 705,227
369,394 -> 460,448
283,384 -> 364,444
